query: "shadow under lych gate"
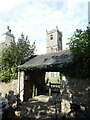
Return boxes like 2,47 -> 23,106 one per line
19,93 -> 62,120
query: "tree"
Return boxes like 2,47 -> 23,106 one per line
16,33 -> 36,65
67,27 -> 90,78
0,33 -> 36,82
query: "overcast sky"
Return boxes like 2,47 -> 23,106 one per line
0,0 -> 89,54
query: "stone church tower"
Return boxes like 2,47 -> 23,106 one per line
46,26 -> 62,53
45,26 -> 62,84
0,26 -> 15,71
0,26 -> 15,49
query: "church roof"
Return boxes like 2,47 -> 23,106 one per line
3,26 -> 15,38
4,32 -> 14,38
19,49 -> 72,70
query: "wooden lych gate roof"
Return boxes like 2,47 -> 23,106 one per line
18,49 -> 72,71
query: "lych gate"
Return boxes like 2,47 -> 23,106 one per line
18,49 -> 71,102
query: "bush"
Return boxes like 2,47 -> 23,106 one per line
0,69 -> 11,82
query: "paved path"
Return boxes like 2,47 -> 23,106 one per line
19,94 -> 62,119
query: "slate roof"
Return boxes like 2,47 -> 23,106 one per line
19,49 -> 72,70
3,32 -> 14,38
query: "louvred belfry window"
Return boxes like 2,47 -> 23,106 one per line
50,34 -> 53,40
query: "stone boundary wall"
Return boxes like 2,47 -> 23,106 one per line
60,77 -> 90,114
0,79 -> 18,97
67,78 -> 90,106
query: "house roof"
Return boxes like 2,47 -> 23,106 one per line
18,49 -> 72,70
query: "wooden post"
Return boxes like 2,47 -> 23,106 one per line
60,72 -> 62,81
49,82 -> 51,97
35,88 -> 37,96
32,85 -> 35,98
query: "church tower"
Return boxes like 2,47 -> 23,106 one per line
2,26 -> 14,46
0,26 -> 15,52
0,26 -> 15,71
46,26 -> 62,53
45,27 -> 62,84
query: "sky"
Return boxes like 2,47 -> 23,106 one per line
0,0 -> 89,54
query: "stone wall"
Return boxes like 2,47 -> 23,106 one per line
60,76 -> 90,115
67,78 -> 90,106
0,79 -> 18,97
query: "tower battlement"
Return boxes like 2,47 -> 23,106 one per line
46,26 -> 62,35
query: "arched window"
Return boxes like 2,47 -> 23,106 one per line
50,34 -> 53,40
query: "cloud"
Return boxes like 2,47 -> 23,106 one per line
0,0 -> 89,54
0,0 -> 26,12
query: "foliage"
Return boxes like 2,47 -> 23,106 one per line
0,33 -> 36,82
16,33 -> 36,65
67,27 -> 90,78
0,67 -> 11,82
